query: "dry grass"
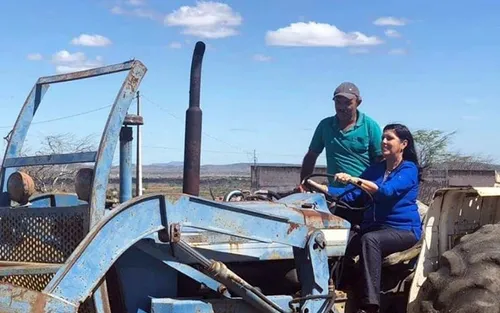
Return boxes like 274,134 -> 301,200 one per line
108,176 -> 252,202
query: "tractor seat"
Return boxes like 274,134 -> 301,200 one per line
382,239 -> 423,266
7,171 -> 35,206
348,201 -> 429,267
75,167 -> 94,202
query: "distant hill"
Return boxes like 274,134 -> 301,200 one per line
2,156 -> 499,179
108,161 -> 303,178
110,162 -> 255,177
149,161 -> 184,167
105,159 -> 500,180
0,158 -> 290,178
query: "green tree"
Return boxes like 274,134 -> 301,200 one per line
413,129 -> 456,171
413,129 -> 493,172
413,129 -> 495,204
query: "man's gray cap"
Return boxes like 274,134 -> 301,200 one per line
333,82 -> 361,101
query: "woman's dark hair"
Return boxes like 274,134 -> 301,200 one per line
383,123 -> 422,181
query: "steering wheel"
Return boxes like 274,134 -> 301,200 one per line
301,173 -> 374,212
223,189 -> 284,202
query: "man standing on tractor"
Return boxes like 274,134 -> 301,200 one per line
300,82 -> 383,221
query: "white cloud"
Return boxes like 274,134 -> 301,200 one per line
374,17 -> 408,26
71,34 -> 112,47
385,29 -> 401,38
169,42 -> 182,49
253,54 -> 272,62
27,53 -> 43,61
388,48 -> 407,55
165,1 -> 243,39
265,22 -> 382,47
111,5 -> 160,21
51,50 -> 104,74
52,50 -> 86,63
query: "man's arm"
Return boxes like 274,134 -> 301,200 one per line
300,150 -> 319,181
300,121 -> 325,182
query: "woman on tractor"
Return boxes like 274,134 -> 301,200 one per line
305,123 -> 422,313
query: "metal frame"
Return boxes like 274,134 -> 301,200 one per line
0,61 -> 147,313
0,43 -> 353,313
0,192 -> 348,312
0,60 -> 147,227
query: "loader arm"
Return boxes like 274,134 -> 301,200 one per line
0,193 -> 348,312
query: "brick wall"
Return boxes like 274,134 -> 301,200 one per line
251,165 -> 497,195
251,164 -> 328,191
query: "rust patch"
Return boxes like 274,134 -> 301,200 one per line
170,223 -> 181,243
287,222 -> 300,235
2,282 -> 49,312
123,114 -> 144,126
126,75 -> 140,92
32,292 -> 47,313
295,208 -> 347,229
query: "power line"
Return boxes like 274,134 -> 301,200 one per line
144,144 -> 303,158
0,94 -> 139,130
140,94 -> 181,122
140,94 -> 254,156
0,94 -> 299,160
0,104 -> 113,129
0,94 -> 253,159
144,145 -> 248,155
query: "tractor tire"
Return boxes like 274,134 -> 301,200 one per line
418,223 -> 500,313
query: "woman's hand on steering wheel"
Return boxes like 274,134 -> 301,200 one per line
333,173 -> 354,185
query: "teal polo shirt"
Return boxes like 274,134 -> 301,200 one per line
309,111 -> 383,186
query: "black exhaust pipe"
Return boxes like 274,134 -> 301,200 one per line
183,41 -> 206,196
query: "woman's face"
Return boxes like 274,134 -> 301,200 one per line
382,129 -> 407,158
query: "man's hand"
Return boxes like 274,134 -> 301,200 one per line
297,179 -> 328,194
297,184 -> 308,193
301,179 -> 328,193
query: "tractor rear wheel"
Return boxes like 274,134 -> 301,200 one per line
418,223 -> 500,313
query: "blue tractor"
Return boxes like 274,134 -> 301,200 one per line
0,41 -> 496,313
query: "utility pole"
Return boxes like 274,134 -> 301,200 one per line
136,91 -> 143,196
251,149 -> 258,190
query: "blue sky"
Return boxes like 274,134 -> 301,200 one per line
0,0 -> 499,166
